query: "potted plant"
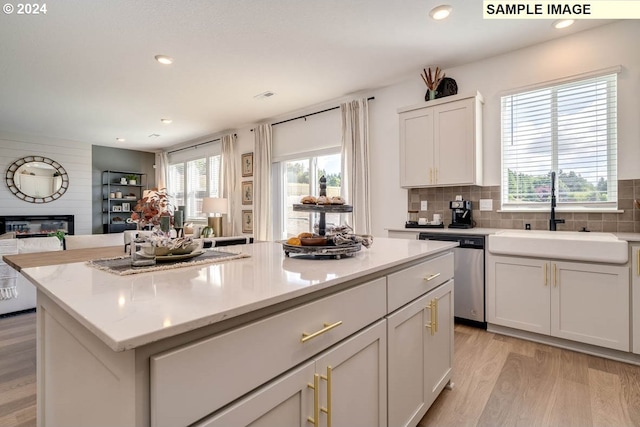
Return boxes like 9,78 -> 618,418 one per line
124,174 -> 138,185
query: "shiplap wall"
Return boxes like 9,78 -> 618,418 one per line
0,132 -> 92,235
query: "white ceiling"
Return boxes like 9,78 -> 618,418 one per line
0,0 -> 612,152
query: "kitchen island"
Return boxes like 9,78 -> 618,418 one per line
10,238 -> 457,427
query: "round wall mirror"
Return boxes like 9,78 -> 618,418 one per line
6,156 -> 69,203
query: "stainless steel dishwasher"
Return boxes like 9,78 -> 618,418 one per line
419,233 -> 486,328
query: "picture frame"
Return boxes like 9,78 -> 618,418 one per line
242,210 -> 253,234
112,205 -> 122,212
242,181 -> 253,205
121,202 -> 131,212
242,152 -> 254,177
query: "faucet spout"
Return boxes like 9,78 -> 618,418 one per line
549,171 -> 564,231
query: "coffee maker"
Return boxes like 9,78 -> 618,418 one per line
448,200 -> 473,229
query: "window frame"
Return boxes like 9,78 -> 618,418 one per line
500,66 -> 620,212
272,147 -> 342,240
167,143 -> 222,222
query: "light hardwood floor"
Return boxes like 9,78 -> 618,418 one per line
1,313 -> 640,427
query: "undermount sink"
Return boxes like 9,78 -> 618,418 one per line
488,230 -> 628,264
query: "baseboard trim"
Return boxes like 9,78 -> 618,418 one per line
487,323 -> 640,366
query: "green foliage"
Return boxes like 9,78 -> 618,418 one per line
286,163 -> 341,187
508,169 -> 607,203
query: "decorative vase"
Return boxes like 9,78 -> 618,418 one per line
426,89 -> 437,101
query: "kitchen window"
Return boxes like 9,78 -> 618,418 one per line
272,149 -> 342,240
168,146 -> 221,221
501,69 -> 618,211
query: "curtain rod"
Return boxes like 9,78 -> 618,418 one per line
167,133 -> 237,154
252,96 -> 375,131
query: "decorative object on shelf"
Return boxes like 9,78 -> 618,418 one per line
124,174 -> 138,185
120,177 -> 128,184
112,205 -> 122,212
109,192 -> 115,199
242,210 -> 253,234
202,197 -> 228,237
435,77 -> 458,99
131,188 -> 175,229
242,152 -> 254,177
5,155 -> 69,203
242,181 -> 253,205
115,191 -> 123,199
421,67 -> 445,101
121,202 -> 130,212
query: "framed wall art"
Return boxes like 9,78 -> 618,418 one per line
242,181 -> 253,205
242,210 -> 253,234
242,152 -> 254,177
112,205 -> 122,212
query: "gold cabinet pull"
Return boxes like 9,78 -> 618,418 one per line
553,264 -> 558,287
544,263 -> 548,286
301,321 -> 343,343
423,272 -> 441,282
434,298 -> 439,333
637,249 -> 639,276
435,168 -> 438,184
425,300 -> 435,336
320,366 -> 332,427
307,374 -> 320,426
429,168 -> 433,184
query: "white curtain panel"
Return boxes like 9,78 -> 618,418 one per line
341,98 -> 371,235
254,124 -> 273,241
155,151 -> 169,189
221,133 -> 238,236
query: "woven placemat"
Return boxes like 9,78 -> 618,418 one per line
87,249 -> 250,276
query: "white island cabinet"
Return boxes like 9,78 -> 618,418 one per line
18,239 -> 457,427
632,244 -> 640,355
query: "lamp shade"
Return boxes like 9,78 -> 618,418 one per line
202,197 -> 228,214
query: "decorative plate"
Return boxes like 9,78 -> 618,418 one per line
155,250 -> 205,263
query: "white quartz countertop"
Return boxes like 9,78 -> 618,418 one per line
22,238 -> 457,352
387,227 -> 640,242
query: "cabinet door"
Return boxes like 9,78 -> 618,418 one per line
196,361 -> 315,427
387,293 -> 431,427
424,280 -> 454,408
551,260 -> 629,351
633,245 -> 640,355
433,98 -> 475,185
487,255 -> 550,334
399,108 -> 434,187
314,320 -> 387,427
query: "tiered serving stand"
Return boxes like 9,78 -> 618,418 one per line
282,177 -> 361,259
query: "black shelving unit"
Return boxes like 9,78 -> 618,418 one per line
102,170 -> 147,233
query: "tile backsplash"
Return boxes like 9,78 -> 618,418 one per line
408,179 -> 640,233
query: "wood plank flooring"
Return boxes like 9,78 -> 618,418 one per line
1,313 -> 639,427
0,312 -> 36,427
420,324 -> 640,427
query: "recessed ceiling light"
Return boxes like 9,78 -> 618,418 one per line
154,55 -> 174,65
116,137 -> 125,142
553,19 -> 574,29
429,5 -> 452,20
160,118 -> 173,124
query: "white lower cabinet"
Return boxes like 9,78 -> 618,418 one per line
487,255 -> 630,351
197,321 -> 387,427
387,280 -> 454,427
632,244 -> 640,355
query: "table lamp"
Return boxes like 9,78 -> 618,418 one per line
202,197 -> 228,237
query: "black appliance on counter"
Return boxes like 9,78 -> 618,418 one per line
449,200 -> 473,229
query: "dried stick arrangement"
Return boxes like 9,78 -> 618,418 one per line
421,67 -> 445,91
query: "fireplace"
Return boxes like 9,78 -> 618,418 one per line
0,215 -> 74,238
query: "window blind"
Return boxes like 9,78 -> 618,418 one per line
501,73 -> 617,209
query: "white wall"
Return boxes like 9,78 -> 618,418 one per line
181,21 -> 640,239
0,132 -> 92,235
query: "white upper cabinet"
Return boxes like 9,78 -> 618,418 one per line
398,93 -> 483,188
